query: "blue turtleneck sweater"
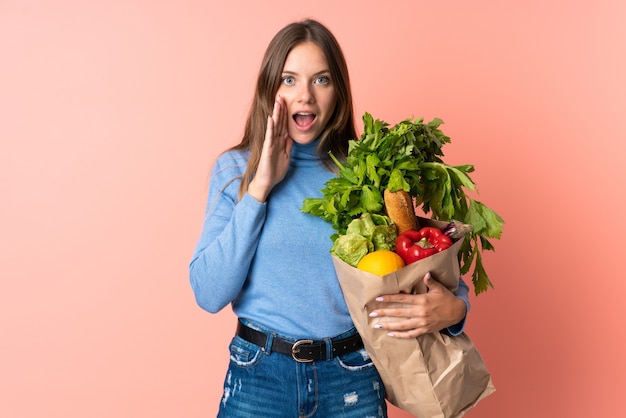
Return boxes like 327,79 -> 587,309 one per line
189,140 -> 469,339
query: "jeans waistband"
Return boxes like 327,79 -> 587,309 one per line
236,319 -> 364,362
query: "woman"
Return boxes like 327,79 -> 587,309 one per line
190,19 -> 469,417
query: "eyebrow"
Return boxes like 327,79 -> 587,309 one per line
281,70 -> 331,76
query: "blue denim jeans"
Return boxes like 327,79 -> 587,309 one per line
217,321 -> 387,417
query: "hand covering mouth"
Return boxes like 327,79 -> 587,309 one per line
293,112 -> 316,127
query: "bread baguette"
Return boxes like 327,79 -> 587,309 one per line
383,189 -> 419,234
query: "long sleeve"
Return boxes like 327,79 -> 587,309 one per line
447,277 -> 471,336
189,151 -> 265,313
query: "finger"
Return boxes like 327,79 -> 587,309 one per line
423,273 -> 453,296
423,272 -> 443,292
265,115 -> 275,144
375,293 -> 415,304
371,317 -> 430,336
374,292 -> 429,306
384,319 -> 435,338
275,95 -> 288,138
369,306 -> 416,319
376,316 -> 427,329
271,97 -> 281,125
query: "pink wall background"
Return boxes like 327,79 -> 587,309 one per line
2,1 -> 625,417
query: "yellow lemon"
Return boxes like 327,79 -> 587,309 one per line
356,250 -> 405,276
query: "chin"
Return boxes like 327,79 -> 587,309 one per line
290,133 -> 319,145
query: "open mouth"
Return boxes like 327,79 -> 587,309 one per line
293,112 -> 317,129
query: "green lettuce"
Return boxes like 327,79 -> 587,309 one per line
330,213 -> 397,266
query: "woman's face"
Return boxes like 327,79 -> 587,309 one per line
276,41 -> 337,145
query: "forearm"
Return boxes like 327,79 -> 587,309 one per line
189,193 -> 266,313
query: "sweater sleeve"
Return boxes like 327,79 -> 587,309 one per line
189,153 -> 266,313
446,277 -> 471,336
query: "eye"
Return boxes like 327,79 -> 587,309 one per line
315,75 -> 330,85
282,76 -> 295,85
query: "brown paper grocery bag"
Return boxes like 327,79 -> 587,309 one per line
332,218 -> 495,417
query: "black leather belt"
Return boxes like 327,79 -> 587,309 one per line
236,320 -> 364,363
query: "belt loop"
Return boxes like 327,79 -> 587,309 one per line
324,338 -> 333,361
264,332 -> 275,355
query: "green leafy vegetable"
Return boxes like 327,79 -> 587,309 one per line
303,112 -> 504,295
330,234 -> 372,267
330,213 -> 397,266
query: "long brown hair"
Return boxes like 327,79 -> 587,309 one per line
231,19 -> 357,199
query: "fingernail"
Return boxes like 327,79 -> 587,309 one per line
424,272 -> 431,280
375,297 -> 384,302
373,323 -> 382,329
369,311 -> 378,317
387,332 -> 395,337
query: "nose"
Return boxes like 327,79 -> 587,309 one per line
297,83 -> 315,104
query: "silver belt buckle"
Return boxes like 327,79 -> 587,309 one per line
291,339 -> 314,363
